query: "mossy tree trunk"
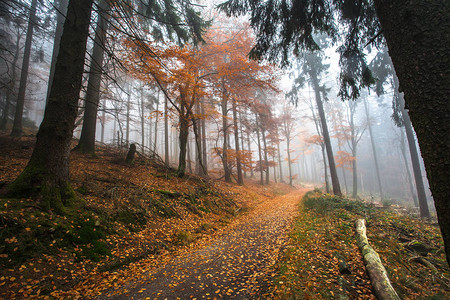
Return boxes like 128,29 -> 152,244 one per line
7,0 -> 94,211
373,0 -> 449,262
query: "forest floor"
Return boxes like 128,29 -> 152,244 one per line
0,134 -> 449,299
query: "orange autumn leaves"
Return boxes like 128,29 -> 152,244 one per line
121,23 -> 279,114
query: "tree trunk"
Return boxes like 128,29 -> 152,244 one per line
399,92 -> 430,218
277,141 -> 284,183
310,72 -> 341,196
187,137 -> 192,173
10,0 -> 37,136
374,0 -> 448,261
0,29 -> 21,130
239,111 -> 247,179
7,0 -> 94,211
286,137 -> 293,186
321,144 -> 330,193
352,149 -> 358,198
364,99 -> 384,199
153,91 -> 160,153
125,86 -> 131,148
100,99 -> 106,143
74,0 -> 110,153
232,99 -> 243,185
177,103 -> 189,177
400,129 -> 419,207
139,87 -> 146,154
247,128 -> 254,178
262,127 -> 269,185
201,99 -> 207,173
164,95 -> 169,165
221,85 -> 231,183
355,219 -> 400,300
255,116 -> 264,185
46,0 -> 68,105
194,101 -> 201,175
192,113 -> 207,176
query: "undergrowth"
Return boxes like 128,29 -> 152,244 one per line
270,189 -> 449,299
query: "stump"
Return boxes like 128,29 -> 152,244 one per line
126,143 -> 136,164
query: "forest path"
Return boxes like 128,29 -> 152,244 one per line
101,187 -> 308,299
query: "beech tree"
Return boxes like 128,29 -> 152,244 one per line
219,0 -> 450,264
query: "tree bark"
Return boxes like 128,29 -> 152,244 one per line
46,0 -> 69,105
221,82 -> 231,183
10,0 -> 37,136
75,0 -> 110,153
232,98 -> 243,185
262,126 -> 269,185
7,0 -> 94,211
310,72 -> 342,196
177,100 -> 189,177
164,94 -> 169,165
355,219 -> 400,300
374,0 -> 449,264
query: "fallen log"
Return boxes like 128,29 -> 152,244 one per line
355,219 -> 400,300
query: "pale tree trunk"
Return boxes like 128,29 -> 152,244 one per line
247,130 -> 254,178
10,0 -> 37,136
7,0 -> 94,211
125,86 -> 131,148
153,90 -> 160,153
139,87 -> 145,154
364,98 -> 384,199
164,95 -> 169,165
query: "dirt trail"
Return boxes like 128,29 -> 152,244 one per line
101,188 -> 308,299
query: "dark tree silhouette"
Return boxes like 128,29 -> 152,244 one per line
7,0 -> 94,211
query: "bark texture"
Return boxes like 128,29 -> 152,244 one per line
7,0 -> 94,211
355,219 -> 400,300
374,0 -> 448,258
